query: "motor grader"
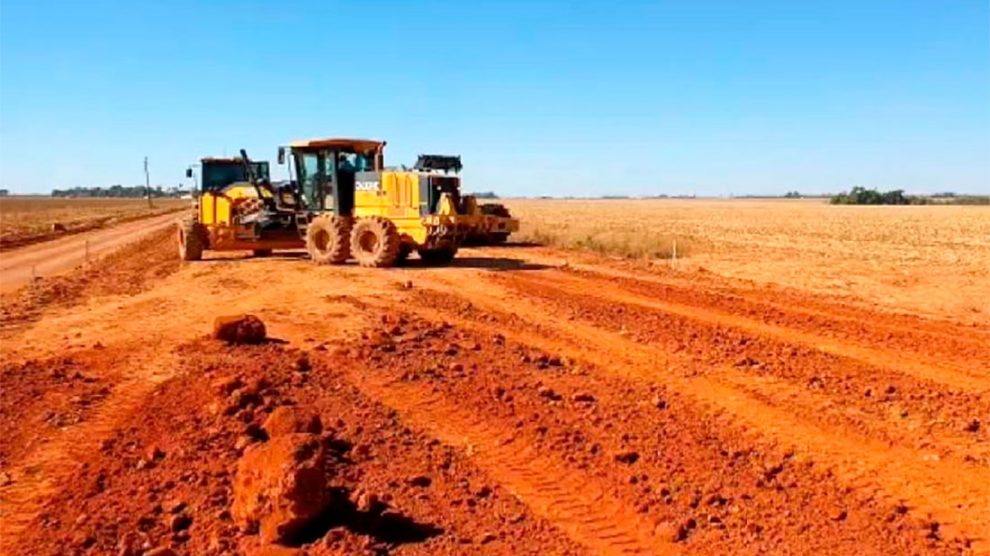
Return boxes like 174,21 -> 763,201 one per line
177,139 -> 474,267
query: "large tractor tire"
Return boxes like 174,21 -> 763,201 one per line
177,220 -> 204,261
350,217 -> 400,268
418,243 -> 458,266
306,216 -> 351,265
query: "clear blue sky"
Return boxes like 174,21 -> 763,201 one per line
1,0 -> 988,196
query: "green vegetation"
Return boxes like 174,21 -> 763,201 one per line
830,187 -> 909,205
830,187 -> 989,205
52,185 -> 189,198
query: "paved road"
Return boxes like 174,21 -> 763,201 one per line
0,212 -> 182,293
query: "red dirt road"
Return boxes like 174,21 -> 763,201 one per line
0,232 -> 987,555
0,212 -> 180,293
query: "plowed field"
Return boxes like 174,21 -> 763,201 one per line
1,204 -> 987,555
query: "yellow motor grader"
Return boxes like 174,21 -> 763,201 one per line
178,140 -> 475,267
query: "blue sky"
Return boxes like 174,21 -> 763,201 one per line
1,0 -> 988,196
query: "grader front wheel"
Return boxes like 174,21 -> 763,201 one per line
350,217 -> 400,268
306,216 -> 351,265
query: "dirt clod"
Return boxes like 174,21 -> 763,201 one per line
537,386 -> 562,401
213,314 -> 267,345
407,475 -> 432,488
232,433 -> 332,544
263,406 -> 323,438
614,451 -> 640,464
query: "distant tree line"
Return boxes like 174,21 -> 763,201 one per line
830,187 -> 989,205
470,191 -> 500,199
51,185 -> 190,198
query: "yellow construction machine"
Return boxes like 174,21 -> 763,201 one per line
178,140 -> 509,266
411,154 -> 519,245
281,139 -> 474,266
462,198 -> 519,245
178,154 -> 303,261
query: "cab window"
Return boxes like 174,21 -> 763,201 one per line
297,153 -> 320,207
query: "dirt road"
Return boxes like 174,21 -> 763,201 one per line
1,233 -> 987,555
0,212 -> 181,293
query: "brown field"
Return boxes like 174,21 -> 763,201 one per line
0,197 -> 188,249
508,198 -> 990,323
1,200 -> 988,555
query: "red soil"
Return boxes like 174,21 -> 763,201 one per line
1,230 -> 986,555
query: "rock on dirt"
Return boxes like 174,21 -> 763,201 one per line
571,392 -> 596,403
407,475 -> 432,488
614,450 -> 640,464
263,406 -> 323,438
213,314 -> 267,345
232,433 -> 332,544
537,386 -> 562,401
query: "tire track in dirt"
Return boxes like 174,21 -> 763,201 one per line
319,303 -> 968,554
272,311 -> 669,555
0,349 -> 178,550
340,370 -> 671,556
405,273 -> 990,548
415,295 -> 990,466
490,272 -> 990,455
562,262 -> 990,347
525,271 -> 990,392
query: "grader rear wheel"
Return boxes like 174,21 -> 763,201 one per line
350,217 -> 400,268
177,220 -> 204,261
306,216 -> 351,265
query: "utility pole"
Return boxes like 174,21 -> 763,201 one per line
144,156 -> 153,208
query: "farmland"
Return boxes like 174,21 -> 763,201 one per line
0,200 -> 988,555
510,199 -> 990,323
0,197 -> 188,249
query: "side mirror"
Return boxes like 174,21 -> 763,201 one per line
277,147 -> 286,165
185,168 -> 193,178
